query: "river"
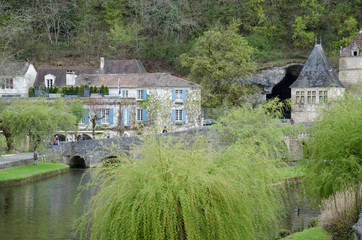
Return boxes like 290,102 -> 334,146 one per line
0,169 -> 320,239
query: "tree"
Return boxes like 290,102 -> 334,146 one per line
303,94 -> 362,205
181,21 -> 257,108
0,99 -> 78,151
85,98 -> 104,139
76,102 -> 288,240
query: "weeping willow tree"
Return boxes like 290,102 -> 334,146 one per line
303,94 -> 362,206
76,101 -> 290,240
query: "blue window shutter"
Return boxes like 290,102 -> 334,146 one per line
143,89 -> 147,100
122,108 -> 125,124
142,109 -> 147,122
109,108 -> 114,124
85,109 -> 89,124
172,109 -> 176,122
182,89 -> 187,101
97,111 -> 101,124
172,89 -> 176,101
127,108 -> 129,125
182,109 -> 186,122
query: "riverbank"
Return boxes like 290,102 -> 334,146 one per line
0,162 -> 69,187
284,227 -> 330,239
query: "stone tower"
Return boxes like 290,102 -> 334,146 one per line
339,29 -> 362,90
290,43 -> 345,122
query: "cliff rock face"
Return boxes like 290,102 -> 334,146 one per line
242,64 -> 304,98
246,67 -> 286,94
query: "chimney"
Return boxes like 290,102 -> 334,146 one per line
340,46 -> 343,55
100,57 -> 104,70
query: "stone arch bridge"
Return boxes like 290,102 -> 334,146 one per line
48,127 -> 214,168
47,126 -> 306,168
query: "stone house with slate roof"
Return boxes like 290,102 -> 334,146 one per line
32,57 -> 201,138
290,43 -> 345,123
75,73 -> 202,136
339,29 -> 362,90
0,61 -> 37,97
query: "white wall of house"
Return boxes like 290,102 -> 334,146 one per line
0,63 -> 37,97
291,87 -> 345,122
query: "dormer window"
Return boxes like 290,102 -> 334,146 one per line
44,74 -> 55,88
66,70 -> 75,74
47,79 -> 53,88
353,50 -> 358,56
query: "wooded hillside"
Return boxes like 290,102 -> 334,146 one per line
0,0 -> 361,73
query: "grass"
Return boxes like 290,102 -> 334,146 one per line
0,162 -> 69,183
279,164 -> 306,179
284,227 -> 331,239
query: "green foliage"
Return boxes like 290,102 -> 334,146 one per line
308,217 -> 318,227
292,16 -> 314,48
0,99 -> 77,151
76,105 -> 288,239
283,227 -> 330,239
181,21 -> 257,108
277,229 -> 290,238
303,94 -> 362,205
28,87 -> 34,97
0,163 -> 69,183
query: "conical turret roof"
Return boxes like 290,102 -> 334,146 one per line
290,44 -> 344,88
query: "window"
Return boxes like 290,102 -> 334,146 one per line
175,109 -> 183,121
175,90 -> 182,100
296,91 -> 300,103
122,90 -> 128,98
307,91 -> 311,104
2,78 -> 13,89
319,91 -> 328,103
100,109 -> 110,124
79,117 -> 85,125
137,109 -> 146,122
353,50 -> 358,56
137,90 -> 145,100
47,79 -> 53,88
312,91 -> 316,103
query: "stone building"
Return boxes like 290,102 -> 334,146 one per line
0,61 -> 37,97
339,29 -> 362,90
290,43 -> 345,122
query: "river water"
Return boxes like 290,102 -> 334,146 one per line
0,169 -> 320,239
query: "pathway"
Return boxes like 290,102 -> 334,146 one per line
0,153 -> 34,170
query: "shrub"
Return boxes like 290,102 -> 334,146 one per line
320,187 -> 362,240
278,229 -> 290,238
308,217 -> 318,228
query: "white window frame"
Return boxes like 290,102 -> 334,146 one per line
175,109 -> 183,122
100,109 -> 110,124
44,74 -> 55,88
137,90 -> 144,100
122,90 -> 129,98
136,109 -> 143,121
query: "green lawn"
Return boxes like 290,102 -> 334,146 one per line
0,162 -> 69,183
284,227 -> 330,240
279,164 -> 306,179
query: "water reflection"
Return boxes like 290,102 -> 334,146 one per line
281,182 -> 321,233
0,170 -> 320,239
0,169 -> 91,240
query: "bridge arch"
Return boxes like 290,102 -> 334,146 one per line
69,155 -> 86,168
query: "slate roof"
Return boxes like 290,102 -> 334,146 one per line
102,60 -> 146,74
34,59 -> 147,87
1,62 -> 31,76
76,73 -> 201,89
290,44 -> 344,88
340,29 -> 362,57
34,66 -> 97,87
